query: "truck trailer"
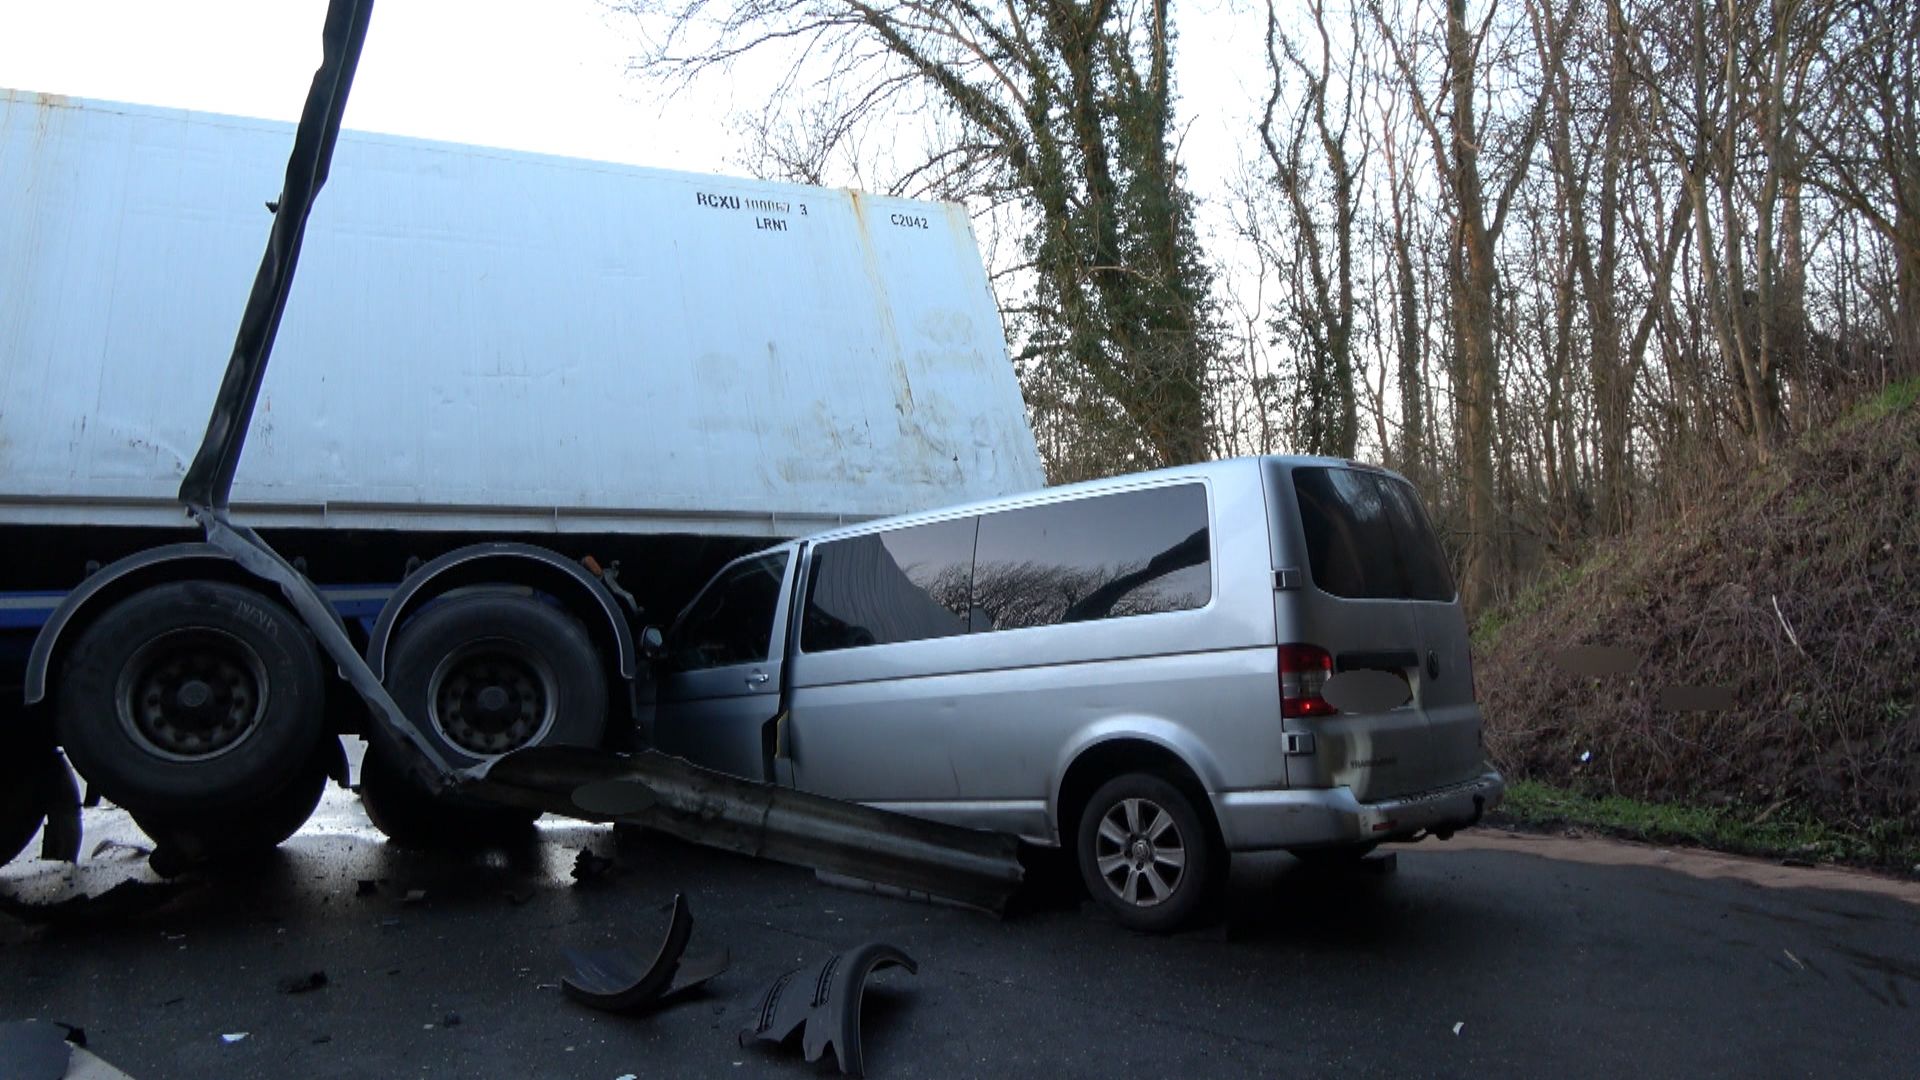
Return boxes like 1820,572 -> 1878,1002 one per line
0,87 -> 1044,867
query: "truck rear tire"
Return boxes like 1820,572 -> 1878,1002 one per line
136,740 -> 334,872
56,581 -> 326,817
386,591 -> 608,768
358,591 -> 605,848
357,744 -> 536,849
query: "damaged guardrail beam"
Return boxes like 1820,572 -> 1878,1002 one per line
467,746 -> 1026,913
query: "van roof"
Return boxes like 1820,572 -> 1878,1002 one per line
787,454 -> 1412,547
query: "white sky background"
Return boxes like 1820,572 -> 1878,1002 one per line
2,0 -> 1302,447
0,0 -> 1270,233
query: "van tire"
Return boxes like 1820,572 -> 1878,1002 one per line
56,582 -> 326,816
1076,773 -> 1218,932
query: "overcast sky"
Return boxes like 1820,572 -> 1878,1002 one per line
0,0 -> 1265,195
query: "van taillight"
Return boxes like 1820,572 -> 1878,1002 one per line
1279,643 -> 1337,717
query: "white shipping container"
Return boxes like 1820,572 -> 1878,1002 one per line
0,90 -> 1045,538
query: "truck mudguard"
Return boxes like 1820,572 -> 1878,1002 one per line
22,543 -> 247,706
364,542 -> 637,683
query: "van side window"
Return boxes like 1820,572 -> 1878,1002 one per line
1293,467 -> 1455,601
666,551 -> 789,670
971,483 -> 1211,631
802,518 -> 978,653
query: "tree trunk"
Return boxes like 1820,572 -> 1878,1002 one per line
1447,0 -> 1503,611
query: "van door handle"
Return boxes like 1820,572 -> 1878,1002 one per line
745,671 -> 770,687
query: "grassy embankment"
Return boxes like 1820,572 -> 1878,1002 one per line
1475,376 -> 1920,874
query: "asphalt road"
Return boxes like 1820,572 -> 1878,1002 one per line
3,787 -> 1917,1079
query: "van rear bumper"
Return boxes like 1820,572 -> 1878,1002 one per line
1210,770 -> 1506,852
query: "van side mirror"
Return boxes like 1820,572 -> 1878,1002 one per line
639,626 -> 665,657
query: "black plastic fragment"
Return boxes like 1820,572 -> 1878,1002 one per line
560,894 -> 730,1014
739,942 -> 918,1077
278,970 -> 329,994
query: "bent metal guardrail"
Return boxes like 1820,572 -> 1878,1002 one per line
171,0 -> 1023,912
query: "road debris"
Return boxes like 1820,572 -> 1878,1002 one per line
1452,1022 -> 1464,1035
88,839 -> 153,861
277,971 -> 329,995
561,894 -> 729,1015
571,848 -> 616,887
0,877 -> 191,926
1783,949 -> 1807,971
739,942 -> 918,1077
220,1032 -> 249,1044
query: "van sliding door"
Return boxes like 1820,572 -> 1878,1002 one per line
784,518 -> 978,803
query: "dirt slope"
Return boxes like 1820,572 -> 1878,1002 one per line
1477,381 -> 1920,849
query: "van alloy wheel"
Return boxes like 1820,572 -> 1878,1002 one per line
1075,772 -> 1218,932
1093,797 -> 1187,907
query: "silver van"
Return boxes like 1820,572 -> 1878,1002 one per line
643,456 -> 1504,930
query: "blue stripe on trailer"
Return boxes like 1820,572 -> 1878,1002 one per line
0,586 -> 395,632
0,593 -> 66,631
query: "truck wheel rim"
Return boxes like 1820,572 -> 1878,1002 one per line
427,639 -> 557,757
115,628 -> 270,761
1093,797 -> 1186,908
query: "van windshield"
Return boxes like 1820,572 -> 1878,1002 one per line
1292,467 -> 1454,601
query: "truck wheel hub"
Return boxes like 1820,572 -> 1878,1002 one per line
117,629 -> 267,760
176,680 -> 214,711
429,643 -> 556,757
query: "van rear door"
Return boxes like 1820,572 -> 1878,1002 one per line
1268,462 -> 1477,802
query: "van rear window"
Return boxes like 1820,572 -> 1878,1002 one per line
1292,467 -> 1454,601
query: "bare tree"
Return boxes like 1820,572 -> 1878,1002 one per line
1802,0 -> 1920,376
1254,0 -> 1368,457
1370,0 -> 1566,608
